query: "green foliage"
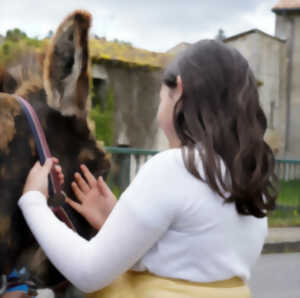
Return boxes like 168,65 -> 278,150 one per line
0,28 -> 46,66
269,214 -> 300,227
110,184 -> 122,199
112,38 -> 132,47
269,179 -> 300,226
6,28 -> 27,42
89,87 -> 115,146
0,27 -> 169,70
277,179 -> 300,207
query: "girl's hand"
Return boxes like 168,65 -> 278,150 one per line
66,164 -> 117,230
23,158 -> 64,197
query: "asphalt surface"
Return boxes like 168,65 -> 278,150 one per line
249,253 -> 300,298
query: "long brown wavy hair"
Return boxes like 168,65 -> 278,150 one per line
163,40 -> 278,218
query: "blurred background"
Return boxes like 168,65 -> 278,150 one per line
1,0 -> 300,227
1,2 -> 300,297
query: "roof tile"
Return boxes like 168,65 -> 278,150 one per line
273,0 -> 300,10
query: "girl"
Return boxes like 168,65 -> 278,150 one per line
19,40 -> 278,298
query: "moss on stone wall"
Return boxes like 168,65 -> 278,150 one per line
0,32 -> 171,69
90,38 -> 171,68
92,57 -> 161,71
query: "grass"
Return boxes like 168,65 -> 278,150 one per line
269,179 -> 300,227
269,216 -> 300,227
277,180 -> 300,207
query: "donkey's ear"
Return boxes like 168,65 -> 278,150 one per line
43,10 -> 91,118
0,68 -> 18,94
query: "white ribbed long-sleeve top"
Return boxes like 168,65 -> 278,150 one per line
18,148 -> 267,293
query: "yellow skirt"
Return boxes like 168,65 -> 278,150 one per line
86,270 -> 251,298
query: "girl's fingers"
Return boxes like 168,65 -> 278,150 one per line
80,164 -> 97,187
52,157 -> 59,164
74,172 -> 90,193
59,175 -> 64,186
54,165 -> 62,173
71,182 -> 85,202
53,163 -> 64,185
65,197 -> 82,214
98,176 -> 113,196
97,177 -> 105,196
42,158 -> 53,175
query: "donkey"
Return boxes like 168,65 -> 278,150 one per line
0,10 -> 110,295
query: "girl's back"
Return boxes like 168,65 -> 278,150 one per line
127,148 -> 267,282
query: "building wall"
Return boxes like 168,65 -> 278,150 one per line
92,23 -> 300,157
275,13 -> 300,158
226,33 -> 287,157
93,63 -> 169,150
225,34 -> 259,74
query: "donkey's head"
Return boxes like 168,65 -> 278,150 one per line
0,11 -> 110,287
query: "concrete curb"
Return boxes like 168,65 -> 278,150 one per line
262,241 -> 300,254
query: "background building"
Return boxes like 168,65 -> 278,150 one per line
2,0 -> 300,157
94,0 -> 300,158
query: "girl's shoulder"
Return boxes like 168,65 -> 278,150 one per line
145,147 -> 205,176
146,148 -> 183,166
139,148 -> 186,176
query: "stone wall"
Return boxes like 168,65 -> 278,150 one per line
92,62 -> 169,150
226,32 -> 287,157
275,13 -> 300,159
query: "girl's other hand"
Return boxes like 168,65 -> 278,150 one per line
66,164 -> 117,230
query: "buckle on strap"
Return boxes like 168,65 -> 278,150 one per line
48,191 -> 67,207
48,191 -> 77,232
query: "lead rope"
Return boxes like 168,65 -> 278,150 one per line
16,96 -> 77,232
0,97 -> 79,296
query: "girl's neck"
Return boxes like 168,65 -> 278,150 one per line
168,138 -> 182,149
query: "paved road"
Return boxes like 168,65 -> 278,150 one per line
249,253 -> 300,298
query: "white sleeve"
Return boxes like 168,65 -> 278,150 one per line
18,151 -> 181,293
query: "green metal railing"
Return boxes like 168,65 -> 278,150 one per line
275,159 -> 300,181
105,147 -> 300,219
105,147 -> 158,197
